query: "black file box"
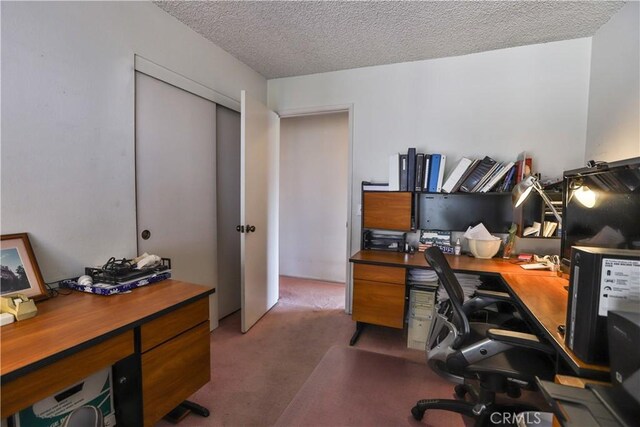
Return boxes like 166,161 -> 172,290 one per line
565,246 -> 640,364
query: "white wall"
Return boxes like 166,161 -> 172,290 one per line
279,113 -> 349,282
268,38 -> 592,255
585,2 -> 640,163
1,2 -> 266,281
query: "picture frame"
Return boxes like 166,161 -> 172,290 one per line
1,233 -> 47,300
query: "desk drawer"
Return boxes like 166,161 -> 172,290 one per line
141,321 -> 210,427
140,298 -> 208,353
353,264 -> 405,285
352,279 -> 405,328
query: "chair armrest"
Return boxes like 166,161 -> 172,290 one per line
487,328 -> 555,354
462,290 -> 515,315
474,290 -> 512,301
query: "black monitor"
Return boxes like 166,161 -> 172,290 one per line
561,157 -> 640,268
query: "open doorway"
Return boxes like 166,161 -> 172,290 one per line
279,112 -> 349,286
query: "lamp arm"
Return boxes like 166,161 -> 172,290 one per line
533,183 -> 562,225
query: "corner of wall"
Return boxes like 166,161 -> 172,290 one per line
585,2 -> 640,163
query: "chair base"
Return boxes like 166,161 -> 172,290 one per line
454,381 -> 521,401
411,398 -> 478,420
411,399 -> 539,426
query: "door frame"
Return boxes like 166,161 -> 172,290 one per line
276,104 -> 355,314
134,55 -> 240,112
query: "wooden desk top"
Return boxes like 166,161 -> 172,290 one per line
501,274 -> 608,376
350,250 -> 560,277
350,250 -> 609,377
1,279 -> 213,381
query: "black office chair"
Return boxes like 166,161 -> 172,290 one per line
411,247 -> 556,425
453,276 -> 527,332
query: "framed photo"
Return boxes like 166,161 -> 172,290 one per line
1,233 -> 47,300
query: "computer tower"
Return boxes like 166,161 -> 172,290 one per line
607,311 -> 640,405
565,246 -> 640,364
407,286 -> 437,350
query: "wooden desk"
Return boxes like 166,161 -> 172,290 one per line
501,274 -> 608,378
349,250 -> 609,379
1,279 -> 214,426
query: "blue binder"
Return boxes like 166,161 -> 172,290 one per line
427,154 -> 441,193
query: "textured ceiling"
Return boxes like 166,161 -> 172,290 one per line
154,1 -> 625,79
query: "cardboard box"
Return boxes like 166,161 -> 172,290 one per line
14,367 -> 115,427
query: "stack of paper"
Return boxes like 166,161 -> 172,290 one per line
437,273 -> 481,302
463,223 -> 501,241
408,269 -> 438,286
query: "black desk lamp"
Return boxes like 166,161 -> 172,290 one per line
512,175 -> 563,226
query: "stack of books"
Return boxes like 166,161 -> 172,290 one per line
523,222 -> 542,237
437,273 -> 481,302
389,149 -> 532,194
515,151 -> 533,185
443,156 -> 516,193
389,149 -> 447,193
542,221 -> 558,237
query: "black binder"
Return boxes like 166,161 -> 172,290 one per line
399,154 -> 408,191
407,148 -> 416,193
422,154 -> 431,191
415,153 -> 424,192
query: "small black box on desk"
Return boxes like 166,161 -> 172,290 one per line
362,230 -> 406,252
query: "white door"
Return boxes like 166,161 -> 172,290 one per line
136,72 -> 218,330
240,90 -> 280,333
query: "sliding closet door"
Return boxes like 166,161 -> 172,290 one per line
217,105 -> 241,319
135,72 -> 218,329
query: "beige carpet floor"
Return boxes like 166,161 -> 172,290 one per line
274,346 -> 463,427
155,276 -> 465,427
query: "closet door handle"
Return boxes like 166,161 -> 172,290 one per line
246,225 -> 256,233
236,225 -> 245,233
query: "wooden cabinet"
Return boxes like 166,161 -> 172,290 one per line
352,264 -> 406,329
141,298 -> 210,426
362,192 -> 413,231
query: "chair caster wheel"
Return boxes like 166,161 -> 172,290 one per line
506,387 -> 521,399
411,405 -> 425,421
454,384 -> 467,399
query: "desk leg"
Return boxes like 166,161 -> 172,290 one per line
180,400 -> 210,417
164,400 -> 210,423
349,322 -> 365,346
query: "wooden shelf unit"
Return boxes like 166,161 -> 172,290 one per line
362,191 -> 414,231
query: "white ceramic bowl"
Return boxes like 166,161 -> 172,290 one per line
467,238 -> 501,259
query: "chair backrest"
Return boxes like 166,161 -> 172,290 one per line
424,247 -> 470,349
